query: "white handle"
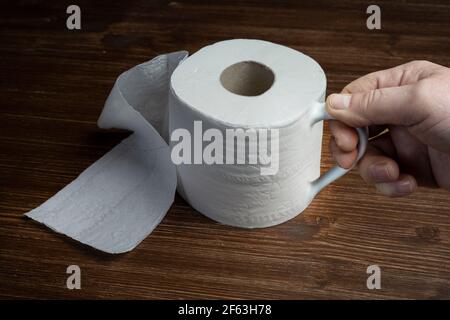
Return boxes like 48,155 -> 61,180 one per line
309,101 -> 368,199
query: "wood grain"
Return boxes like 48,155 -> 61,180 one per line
1,0 -> 450,299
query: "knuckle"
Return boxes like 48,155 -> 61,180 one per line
360,89 -> 380,114
411,60 -> 434,68
412,80 -> 433,104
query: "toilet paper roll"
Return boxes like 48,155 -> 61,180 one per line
26,40 -> 338,253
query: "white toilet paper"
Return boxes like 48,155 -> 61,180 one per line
26,39 -> 328,253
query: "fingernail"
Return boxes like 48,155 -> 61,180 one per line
394,179 -> 415,194
375,180 -> 414,196
329,94 -> 351,110
369,163 -> 393,181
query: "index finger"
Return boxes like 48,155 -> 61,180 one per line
342,60 -> 438,94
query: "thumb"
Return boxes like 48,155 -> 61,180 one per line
326,85 -> 428,128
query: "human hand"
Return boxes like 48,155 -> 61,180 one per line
326,60 -> 450,196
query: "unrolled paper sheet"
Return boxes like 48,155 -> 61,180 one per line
26,52 -> 188,253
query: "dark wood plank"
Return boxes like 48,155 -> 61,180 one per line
1,0 -> 450,299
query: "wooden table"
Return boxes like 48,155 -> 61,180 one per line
1,0 -> 450,299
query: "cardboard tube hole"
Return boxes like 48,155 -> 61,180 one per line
220,61 -> 274,96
